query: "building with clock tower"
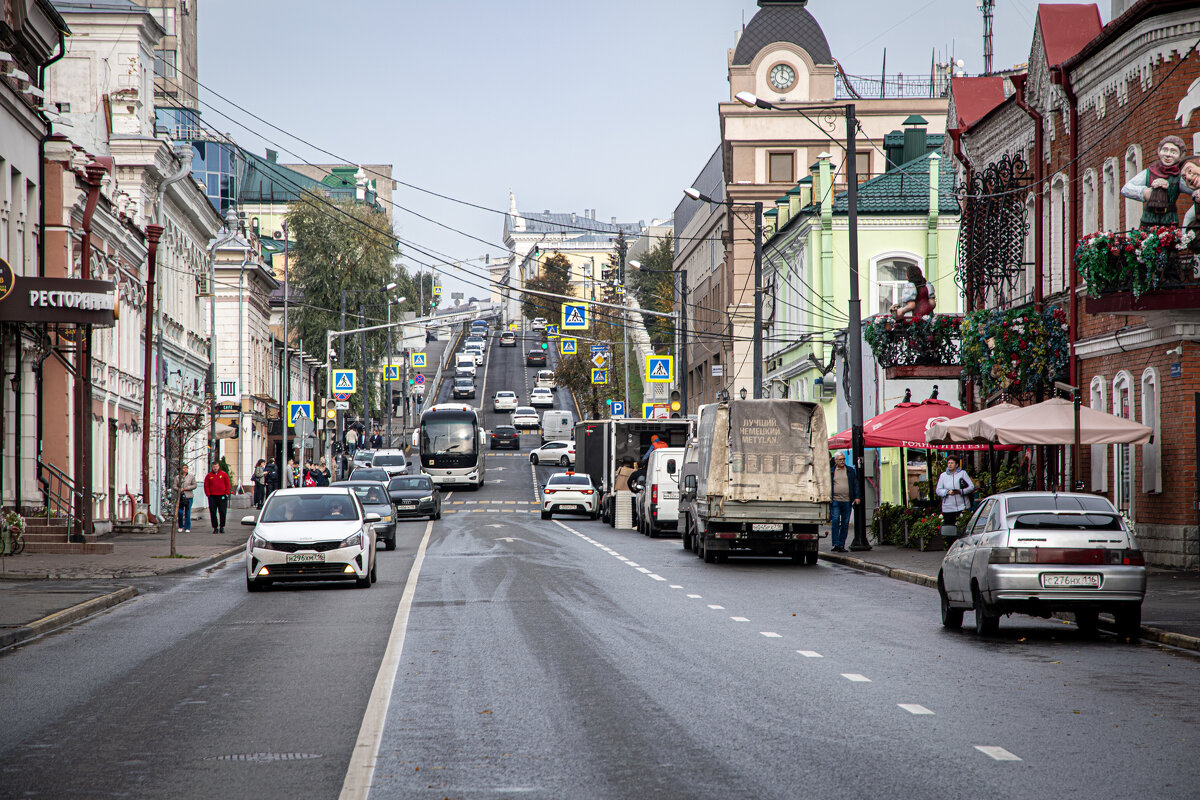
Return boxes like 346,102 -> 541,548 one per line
674,0 -> 949,407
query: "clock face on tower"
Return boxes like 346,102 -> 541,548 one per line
768,63 -> 796,91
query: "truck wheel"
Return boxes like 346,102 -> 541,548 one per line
702,540 -> 717,564
804,550 -> 819,566
681,522 -> 691,551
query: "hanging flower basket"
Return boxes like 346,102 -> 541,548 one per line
960,305 -> 1068,398
863,314 -> 963,369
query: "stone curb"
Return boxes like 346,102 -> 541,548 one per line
0,585 -> 138,650
819,551 -> 1200,654
152,544 -> 245,576
0,544 -> 245,582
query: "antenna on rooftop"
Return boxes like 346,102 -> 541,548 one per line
980,0 -> 995,75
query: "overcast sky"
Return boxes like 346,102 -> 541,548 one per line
198,0 -> 1108,299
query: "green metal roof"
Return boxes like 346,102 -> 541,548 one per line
903,114 -> 929,125
831,151 -> 958,215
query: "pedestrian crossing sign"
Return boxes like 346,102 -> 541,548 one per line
333,369 -> 357,394
560,337 -> 577,354
384,365 -> 400,381
432,285 -> 442,296
412,352 -> 426,368
646,356 -> 673,383
545,324 -> 558,338
591,368 -> 608,385
287,401 -> 313,427
562,303 -> 588,330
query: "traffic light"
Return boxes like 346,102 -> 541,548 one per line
325,399 -> 336,420
541,342 -> 548,350
670,389 -> 682,418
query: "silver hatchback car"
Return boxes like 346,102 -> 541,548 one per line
938,492 -> 1145,638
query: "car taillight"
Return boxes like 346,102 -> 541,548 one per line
1109,549 -> 1145,566
580,489 -> 593,495
651,484 -> 658,504
543,489 -> 555,494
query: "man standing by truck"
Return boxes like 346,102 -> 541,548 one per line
829,451 -> 859,552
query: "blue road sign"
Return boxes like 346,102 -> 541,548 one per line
287,401 -> 313,427
385,365 -> 400,381
646,356 -> 673,383
591,369 -> 608,385
333,368 -> 357,394
412,352 -> 427,368
562,303 -> 588,330
611,400 -> 626,417
560,337 -> 577,354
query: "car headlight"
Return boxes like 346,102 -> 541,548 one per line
251,534 -> 270,550
340,532 -> 363,549
420,495 -> 434,502
380,515 -> 393,522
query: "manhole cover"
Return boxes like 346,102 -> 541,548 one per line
207,753 -> 323,763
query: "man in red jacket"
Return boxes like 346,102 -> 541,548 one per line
204,462 -> 231,533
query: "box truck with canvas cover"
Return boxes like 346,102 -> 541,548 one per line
681,399 -> 830,564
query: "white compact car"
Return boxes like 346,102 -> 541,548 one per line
512,406 -> 540,430
540,472 -> 598,520
530,440 -> 575,467
531,317 -> 547,331
493,390 -> 518,412
530,387 -> 555,408
370,449 -> 408,478
464,344 -> 484,365
534,370 -> 556,389
243,487 -> 379,591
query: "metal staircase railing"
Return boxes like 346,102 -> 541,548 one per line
36,460 -> 79,532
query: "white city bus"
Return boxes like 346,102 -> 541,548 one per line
418,403 -> 486,489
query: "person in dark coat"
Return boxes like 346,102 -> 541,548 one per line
829,452 -> 860,552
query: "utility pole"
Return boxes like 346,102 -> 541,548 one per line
359,302 -> 369,437
752,201 -> 763,399
386,300 -> 393,449
845,103 -> 870,552
678,268 -> 689,416
618,231 -> 630,412
281,220 -> 290,484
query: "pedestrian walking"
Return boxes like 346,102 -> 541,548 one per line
204,461 -> 231,533
370,429 -> 383,449
829,451 -> 859,552
346,426 -> 358,457
318,458 -> 332,485
264,458 -> 279,498
286,457 -> 298,488
174,464 -> 197,532
936,455 -> 976,526
252,458 -> 266,508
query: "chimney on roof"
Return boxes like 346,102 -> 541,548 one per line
266,149 -> 278,163
901,115 -> 928,165
611,216 -> 617,224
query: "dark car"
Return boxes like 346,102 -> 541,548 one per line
499,331 -> 517,347
490,425 -> 520,449
526,349 -> 547,367
332,480 -> 396,550
347,466 -> 389,484
387,474 -> 441,520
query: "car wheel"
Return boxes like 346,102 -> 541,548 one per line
1074,609 -> 1099,637
647,522 -> 657,539
939,574 -> 963,629
385,536 -> 396,552
972,584 -> 999,636
559,455 -> 570,466
370,559 -> 378,584
530,454 -> 539,465
355,571 -> 372,589
804,549 -> 819,566
246,574 -> 265,592
540,510 -> 552,520
590,509 -> 599,520
1114,605 -> 1141,640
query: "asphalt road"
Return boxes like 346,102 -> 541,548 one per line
2,324 -> 1198,799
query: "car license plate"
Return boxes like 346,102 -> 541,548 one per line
752,523 -> 784,532
401,502 -> 416,508
285,553 -> 325,563
663,491 -> 679,499
1041,573 -> 1101,588
560,504 -> 580,511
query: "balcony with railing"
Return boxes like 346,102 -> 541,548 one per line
835,71 -> 951,100
1076,226 -> 1200,313
863,313 -> 964,379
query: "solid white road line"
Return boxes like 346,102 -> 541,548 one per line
974,746 -> 1022,761
841,673 -> 871,682
339,520 -> 434,800
796,650 -> 823,658
898,704 -> 935,715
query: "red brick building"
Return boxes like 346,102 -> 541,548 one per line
949,1 -> 1199,568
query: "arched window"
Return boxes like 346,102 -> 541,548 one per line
1124,145 -> 1143,231
1102,157 -> 1121,231
1140,368 -> 1161,493
870,253 -> 919,317
1082,169 -> 1099,235
1112,371 -> 1136,512
1089,376 -> 1108,492
1050,175 -> 1067,294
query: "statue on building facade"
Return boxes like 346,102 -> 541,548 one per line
1121,135 -> 1200,228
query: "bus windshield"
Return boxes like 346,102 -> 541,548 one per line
421,414 -> 478,456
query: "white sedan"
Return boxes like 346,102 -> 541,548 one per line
540,472 -> 599,520
243,487 -> 379,591
530,440 -> 575,466
530,387 -> 555,408
493,390 -> 518,412
512,406 -> 540,430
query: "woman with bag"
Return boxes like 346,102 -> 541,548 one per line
935,455 -> 975,526
252,459 -> 266,509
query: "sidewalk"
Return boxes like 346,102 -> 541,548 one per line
817,537 -> 1200,650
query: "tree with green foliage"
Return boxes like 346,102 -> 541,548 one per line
553,317 -> 640,419
523,252 -> 573,323
286,190 -> 399,419
628,234 -> 675,350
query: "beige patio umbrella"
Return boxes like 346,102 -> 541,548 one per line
925,402 -> 1020,445
966,397 -> 1153,445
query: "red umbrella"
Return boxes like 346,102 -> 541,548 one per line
828,398 -> 1006,451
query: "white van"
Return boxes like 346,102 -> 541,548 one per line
534,369 -> 556,389
454,352 -> 477,377
633,446 -> 685,537
541,409 -> 575,444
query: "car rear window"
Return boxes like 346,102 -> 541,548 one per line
348,485 -> 389,504
373,455 -> 406,466
1006,496 -> 1117,513
497,392 -> 515,397
351,468 -> 388,480
389,477 -> 433,491
1012,513 -> 1123,531
494,426 -> 517,434
548,475 -> 591,487
516,407 -> 535,415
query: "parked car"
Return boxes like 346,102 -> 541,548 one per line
526,349 -> 547,367
499,331 -> 517,347
512,406 -> 540,430
370,449 -> 408,478
490,425 -> 520,449
333,480 -> 396,550
937,492 -> 1146,637
531,317 -> 547,331
352,449 -> 375,469
493,390 -> 518,412
242,487 -> 378,591
530,387 -> 555,408
541,410 -> 574,444
540,472 -> 598,520
347,466 -> 389,484
453,377 -> 476,400
530,440 -> 575,466
386,473 -> 441,520
534,369 -> 556,389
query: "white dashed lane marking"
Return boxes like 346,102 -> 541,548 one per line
898,704 -> 934,715
760,632 -> 782,638
730,617 -> 750,623
669,585 -> 683,589
975,746 -> 1021,761
687,594 -> 702,599
707,605 -> 725,610
842,674 -> 871,682
796,651 -> 823,658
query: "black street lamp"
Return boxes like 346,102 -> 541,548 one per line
734,91 -> 870,552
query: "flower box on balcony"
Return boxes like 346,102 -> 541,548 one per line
863,314 -> 963,379
960,306 -> 1069,399
1076,226 -> 1200,313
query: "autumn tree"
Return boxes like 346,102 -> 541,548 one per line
523,252 -> 573,323
628,234 -> 676,350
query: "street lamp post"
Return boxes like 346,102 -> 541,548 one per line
734,91 -> 869,551
281,220 -> 290,484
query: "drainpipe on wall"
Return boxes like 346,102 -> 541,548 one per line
948,127 -> 976,411
1052,67 -> 1081,388
1011,73 -> 1045,311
